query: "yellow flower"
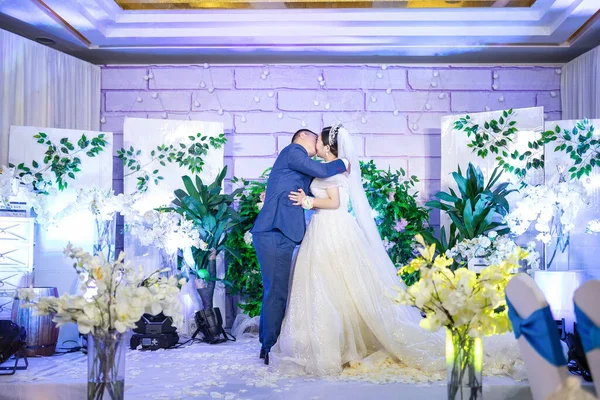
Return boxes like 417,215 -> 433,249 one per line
418,243 -> 437,263
92,267 -> 104,281
433,254 -> 453,269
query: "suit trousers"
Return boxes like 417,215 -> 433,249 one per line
253,231 -> 297,352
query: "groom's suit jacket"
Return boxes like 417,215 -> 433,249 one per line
251,143 -> 346,243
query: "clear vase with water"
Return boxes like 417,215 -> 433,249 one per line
87,331 -> 126,400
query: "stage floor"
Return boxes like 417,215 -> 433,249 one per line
0,337 -> 540,400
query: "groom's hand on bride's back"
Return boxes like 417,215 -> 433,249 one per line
342,159 -> 351,176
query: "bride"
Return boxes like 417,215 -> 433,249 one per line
268,124 -> 522,381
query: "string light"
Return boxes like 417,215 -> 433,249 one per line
268,92 -> 274,98
498,96 -> 505,102
143,75 -> 149,81
203,63 -> 209,69
493,72 -> 499,79
485,106 -> 491,111
301,120 -> 307,127
147,72 -> 154,79
100,117 -> 106,124
361,117 -> 367,124
555,68 -> 562,74
200,81 -> 206,88
208,88 -> 215,93
433,71 -> 439,77
430,82 -> 438,88
278,113 -> 283,119
550,91 -> 557,98
162,112 -> 168,119
325,103 -> 331,110
218,109 -> 224,115
136,97 -> 143,103
393,110 -> 399,116
492,84 -> 498,90
386,88 -> 392,95
438,93 -> 445,99
151,93 -> 158,99
377,72 -> 383,79
425,104 -> 431,110
194,101 -> 201,107
313,100 -> 320,106
253,96 -> 260,103
241,115 -> 247,123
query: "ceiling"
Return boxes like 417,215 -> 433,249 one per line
0,0 -> 598,64
114,0 -> 536,9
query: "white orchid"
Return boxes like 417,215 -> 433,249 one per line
505,181 -> 589,241
127,209 -> 205,255
19,245 -> 183,335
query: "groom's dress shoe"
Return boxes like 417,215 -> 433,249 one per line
260,348 -> 266,359
264,352 -> 270,365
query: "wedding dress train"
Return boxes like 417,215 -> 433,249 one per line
269,174 -> 524,382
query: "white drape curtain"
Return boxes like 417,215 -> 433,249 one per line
561,45 -> 600,120
0,28 -> 100,166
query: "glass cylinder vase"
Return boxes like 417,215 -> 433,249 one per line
545,235 -> 570,270
446,328 -> 483,400
87,331 -> 127,400
94,216 -> 116,262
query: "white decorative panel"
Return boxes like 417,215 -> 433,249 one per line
440,107 -> 545,234
122,118 -> 226,320
9,126 -> 113,343
543,119 -> 600,273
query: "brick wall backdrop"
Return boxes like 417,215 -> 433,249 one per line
100,64 -> 563,247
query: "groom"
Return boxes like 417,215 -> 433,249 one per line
251,128 -> 348,365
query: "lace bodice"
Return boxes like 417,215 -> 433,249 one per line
310,175 -> 350,214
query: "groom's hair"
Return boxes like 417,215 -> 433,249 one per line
291,129 -> 316,144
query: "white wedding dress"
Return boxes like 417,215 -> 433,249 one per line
269,126 -> 524,383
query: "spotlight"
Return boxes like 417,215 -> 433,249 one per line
130,313 -> 179,351
34,37 -> 56,46
192,308 -> 235,345
0,321 -> 28,375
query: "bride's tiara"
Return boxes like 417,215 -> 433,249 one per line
329,123 -> 343,146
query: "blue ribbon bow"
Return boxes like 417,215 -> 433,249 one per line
506,297 -> 567,366
574,303 -> 600,354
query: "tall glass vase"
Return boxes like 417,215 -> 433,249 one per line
158,247 -> 178,277
94,216 -> 116,262
545,235 -> 570,270
87,331 -> 126,400
446,328 -> 483,400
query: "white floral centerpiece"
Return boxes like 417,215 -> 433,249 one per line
18,244 -> 184,400
504,179 -> 589,269
446,231 -> 540,274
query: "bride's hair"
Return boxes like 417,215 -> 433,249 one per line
320,126 -> 339,157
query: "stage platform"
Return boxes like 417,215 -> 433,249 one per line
0,337 -> 583,400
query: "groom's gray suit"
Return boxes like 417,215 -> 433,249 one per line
251,143 -> 346,354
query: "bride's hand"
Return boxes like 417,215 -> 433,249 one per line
289,188 -> 307,206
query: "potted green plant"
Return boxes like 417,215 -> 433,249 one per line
169,166 -> 243,310
424,163 -> 515,270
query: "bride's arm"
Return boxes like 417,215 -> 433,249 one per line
289,188 -> 340,210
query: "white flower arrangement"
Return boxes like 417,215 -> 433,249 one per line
18,244 -> 184,335
586,220 -> 600,234
446,231 -> 540,274
504,180 -> 589,244
127,210 -> 207,255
